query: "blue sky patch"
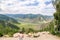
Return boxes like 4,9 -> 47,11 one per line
7,3 -> 14,6
45,1 -> 52,5
25,1 -> 39,6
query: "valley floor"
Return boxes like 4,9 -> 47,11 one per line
0,32 -> 60,40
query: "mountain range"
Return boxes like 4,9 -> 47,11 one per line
4,14 -> 54,23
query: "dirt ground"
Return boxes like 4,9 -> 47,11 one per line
0,32 -> 60,40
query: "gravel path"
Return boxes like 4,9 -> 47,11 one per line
0,32 -> 60,40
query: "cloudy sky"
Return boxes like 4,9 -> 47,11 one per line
0,0 -> 55,15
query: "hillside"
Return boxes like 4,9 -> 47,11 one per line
0,14 -> 20,37
0,14 -> 18,23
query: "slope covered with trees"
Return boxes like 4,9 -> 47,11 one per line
0,14 -> 20,37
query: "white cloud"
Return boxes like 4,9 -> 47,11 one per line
0,0 -> 55,15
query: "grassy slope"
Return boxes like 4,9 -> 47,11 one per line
15,22 -> 49,31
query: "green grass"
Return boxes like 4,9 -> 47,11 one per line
15,23 -> 38,30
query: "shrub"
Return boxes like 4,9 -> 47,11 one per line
0,32 -> 3,37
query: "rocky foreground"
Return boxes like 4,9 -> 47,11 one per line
0,32 -> 60,40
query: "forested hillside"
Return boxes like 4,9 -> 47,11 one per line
0,14 -> 20,37
0,14 -> 18,23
